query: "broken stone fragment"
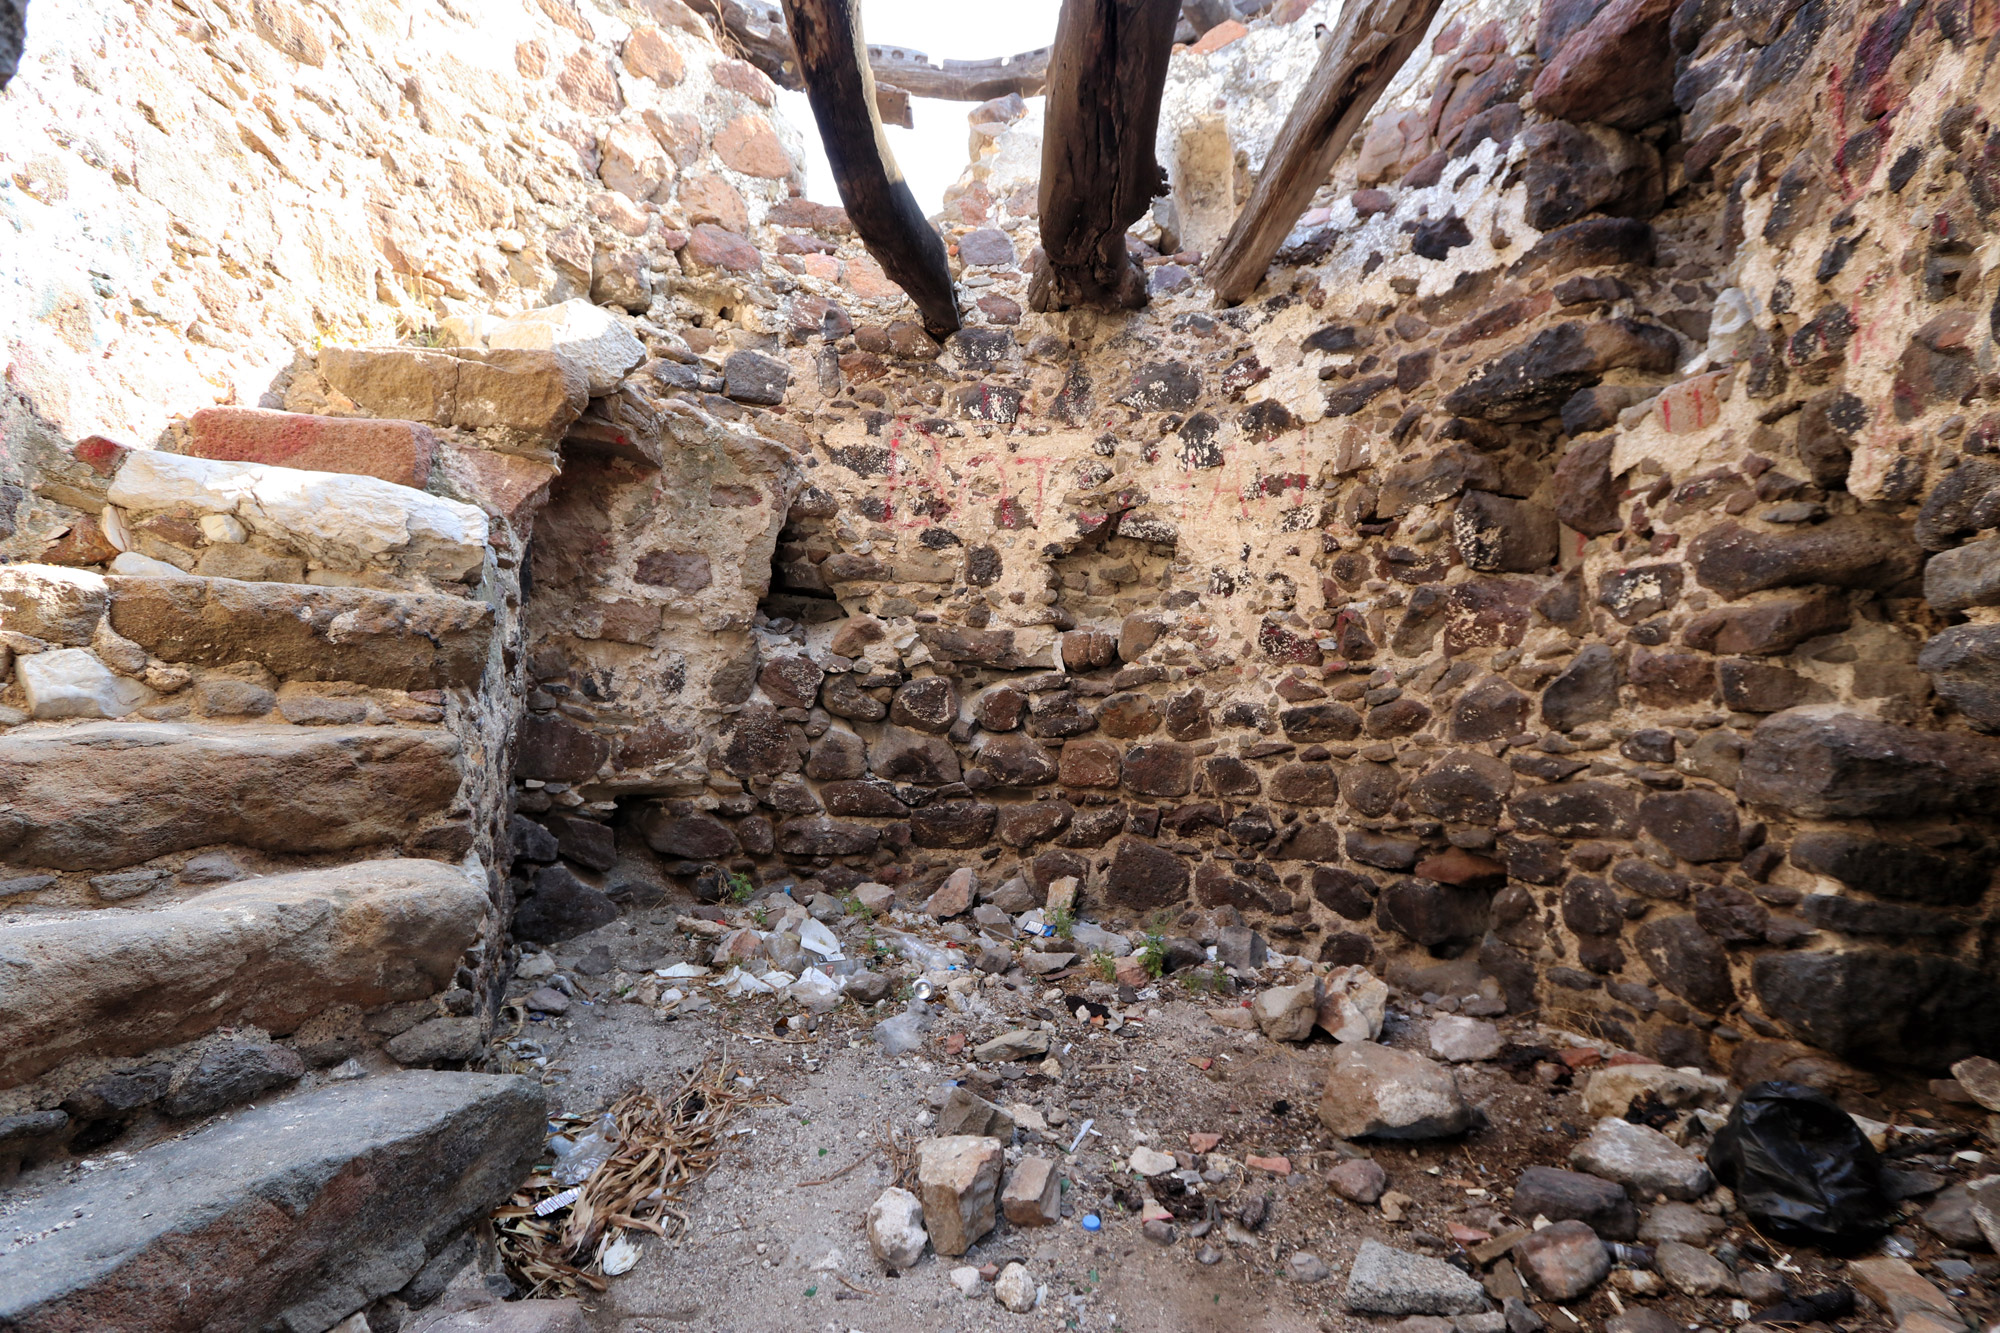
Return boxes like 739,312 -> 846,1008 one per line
866,1186 -> 928,1268
974,1029 -> 1050,1062
1253,981 -> 1319,1041
1001,1156 -> 1060,1226
1569,1117 -> 1712,1200
1343,1239 -> 1491,1315
1512,1165 -> 1638,1240
1318,1042 -> 1474,1140
937,1086 -> 1014,1139
1328,1157 -> 1389,1203
916,1135 -> 1003,1257
486,299 -> 645,395
1512,1219 -> 1610,1301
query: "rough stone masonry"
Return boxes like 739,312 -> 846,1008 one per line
0,0 -> 1997,1326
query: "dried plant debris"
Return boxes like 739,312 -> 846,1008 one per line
492,1056 -> 774,1298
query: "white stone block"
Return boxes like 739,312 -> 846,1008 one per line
487,300 -> 645,394
19,648 -> 149,719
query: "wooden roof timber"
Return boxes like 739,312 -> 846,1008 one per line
698,0 -> 1053,101
778,0 -> 962,338
1031,0 -> 1182,313
1206,0 -> 1444,305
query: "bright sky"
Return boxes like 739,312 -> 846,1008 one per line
773,0 -> 1065,216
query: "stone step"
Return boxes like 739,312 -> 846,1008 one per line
1,563 -> 494,692
1,858 -> 486,1090
0,1069 -> 544,1332
184,406 -> 439,489
0,721 -> 466,871
105,449 -> 490,586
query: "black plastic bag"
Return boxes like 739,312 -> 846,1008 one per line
1709,1081 -> 1891,1250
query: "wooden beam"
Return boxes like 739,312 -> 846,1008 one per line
1205,0 -> 1444,305
695,0 -> 1052,101
779,0 -> 961,338
1030,0 -> 1181,313
865,44 -> 1050,102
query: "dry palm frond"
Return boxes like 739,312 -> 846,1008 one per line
494,1055 -> 774,1298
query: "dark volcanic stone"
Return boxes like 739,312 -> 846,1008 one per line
1542,643 -> 1619,730
1754,949 -> 2000,1069
821,673 -> 888,721
1789,833 -> 1994,906
775,816 -> 880,857
723,350 -> 790,405
1507,217 -> 1659,279
1121,742 -> 1194,797
1513,1165 -> 1639,1240
1551,434 -> 1624,536
722,704 -> 804,781
1104,839 -> 1191,911
1280,702 -> 1364,742
996,800 -> 1073,847
1738,709 -> 2000,818
1562,875 -> 1625,936
758,655 -> 825,709
1453,676 -> 1532,742
546,814 -> 617,872
162,1040 -> 306,1118
1377,877 -> 1490,946
641,810 -> 738,859
1346,830 -> 1422,870
509,815 -> 559,864
1694,885 -> 1769,943
514,864 -> 620,944
1797,895 -> 1965,939
1313,866 -> 1378,920
1027,693 -> 1097,738
1633,915 -> 1734,1013
1510,781 -> 1637,838
1454,492 -> 1560,572
1521,119 -> 1663,230
820,780 -> 909,817
1598,564 -> 1683,624
890,676 -> 959,734
974,685 -> 1027,731
1270,763 -> 1340,805
805,729 -> 868,781
1638,789 -> 1743,862
1686,517 -> 1922,598
1533,0 -> 1678,129
1342,762 -> 1401,817
870,725 -> 962,786
976,733 -> 1059,786
909,801 -> 998,849
1443,320 -> 1678,423
1918,624 -> 2000,732
1681,595 -> 1851,655
1409,750 -> 1513,823
515,713 -> 610,783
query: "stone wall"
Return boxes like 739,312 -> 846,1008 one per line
1,0 -> 1995,1122
500,0 -> 1999,1088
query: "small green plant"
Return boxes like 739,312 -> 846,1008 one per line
725,869 -> 755,903
1187,964 -> 1229,995
1047,904 -> 1076,940
1091,949 -> 1116,983
1136,931 -> 1167,980
749,905 -> 768,929
842,891 -> 874,920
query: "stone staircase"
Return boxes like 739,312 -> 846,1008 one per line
0,403 -> 552,1329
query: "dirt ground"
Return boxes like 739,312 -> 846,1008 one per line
459,895 -> 2000,1333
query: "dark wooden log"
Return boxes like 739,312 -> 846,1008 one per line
695,0 -> 1052,101
866,45 -> 1051,101
779,0 -> 961,338
1030,0 -> 1181,313
1205,0 -> 1444,304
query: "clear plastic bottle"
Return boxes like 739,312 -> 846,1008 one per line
551,1111 -> 619,1186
